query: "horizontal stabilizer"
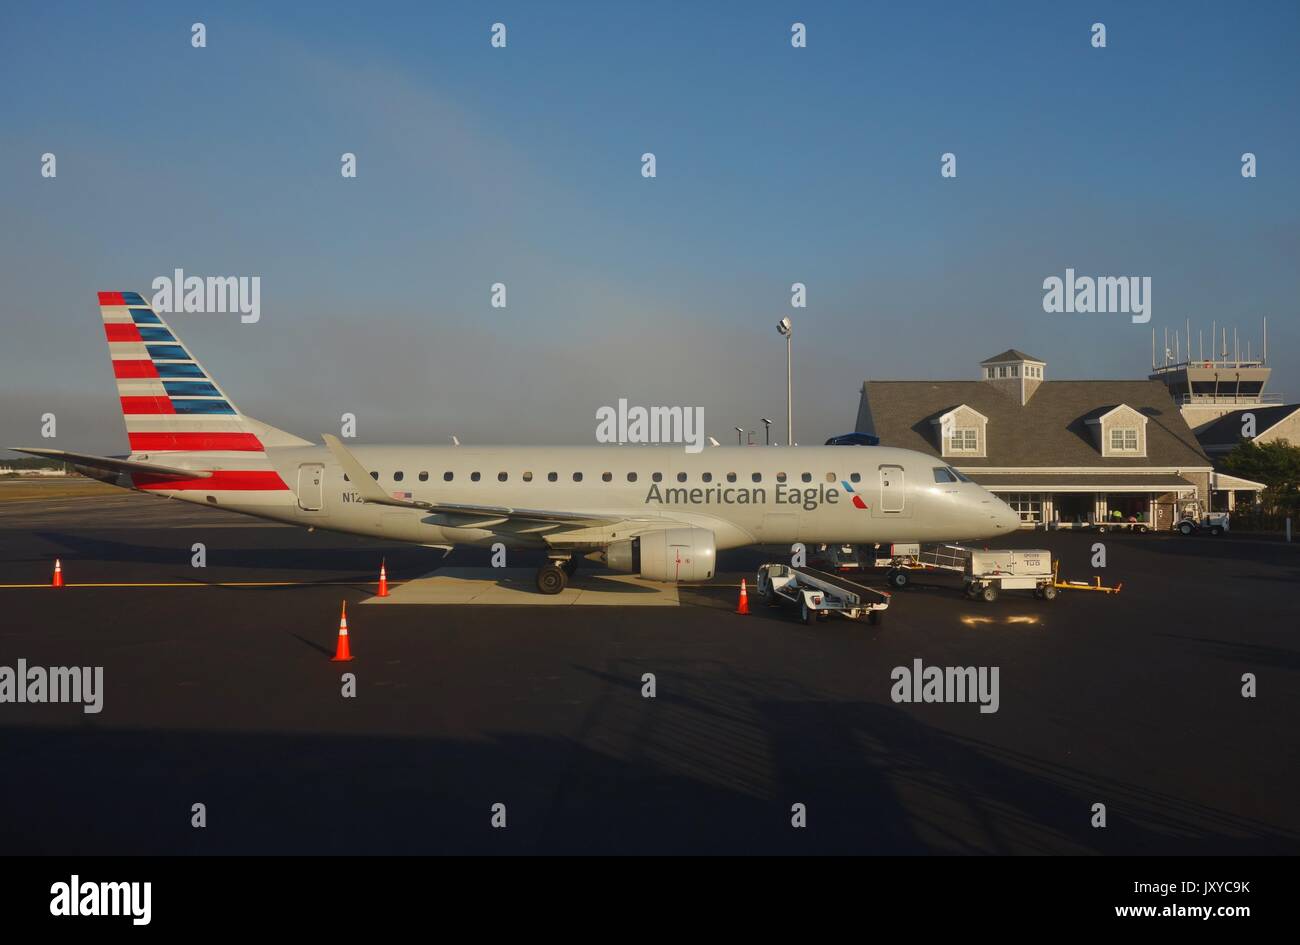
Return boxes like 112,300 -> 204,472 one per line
8,447 -> 213,481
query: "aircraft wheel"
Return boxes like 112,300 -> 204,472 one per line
561,557 -> 579,576
536,564 -> 568,595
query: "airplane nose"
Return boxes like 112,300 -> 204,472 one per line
994,499 -> 1020,532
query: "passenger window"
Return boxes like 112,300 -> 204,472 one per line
627,472 -> 637,482
443,471 -> 453,482
751,472 -> 762,483
933,467 -> 957,483
652,472 -> 663,482
702,472 -> 712,483
572,472 -> 583,482
677,472 -> 687,483
850,472 -> 861,483
825,472 -> 836,483
522,471 -> 533,482
726,472 -> 737,483
801,473 -> 812,483
470,471 -> 481,482
547,472 -> 557,482
776,472 -> 787,483
418,471 -> 428,482
602,472 -> 612,482
394,471 -> 404,482
498,472 -> 508,482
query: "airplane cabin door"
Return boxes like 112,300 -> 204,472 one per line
297,463 -> 325,511
879,464 -> 905,513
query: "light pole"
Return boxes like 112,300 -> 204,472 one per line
776,317 -> 793,445
734,426 -> 744,446
761,417 -> 772,445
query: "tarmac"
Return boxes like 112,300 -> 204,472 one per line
0,483 -> 1297,854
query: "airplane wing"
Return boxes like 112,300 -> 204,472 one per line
7,447 -> 214,481
320,435 -> 623,526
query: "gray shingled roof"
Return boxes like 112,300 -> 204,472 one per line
1195,405 -> 1300,447
980,349 -> 1043,364
856,379 -> 1211,468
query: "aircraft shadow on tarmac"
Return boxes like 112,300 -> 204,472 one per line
2,690 -> 1296,855
1152,633 -> 1300,672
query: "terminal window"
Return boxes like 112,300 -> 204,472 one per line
1006,493 -> 1042,524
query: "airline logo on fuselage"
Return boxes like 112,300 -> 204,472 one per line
841,480 -> 870,510
644,482 -> 843,512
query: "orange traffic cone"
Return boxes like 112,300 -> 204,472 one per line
377,559 -> 389,597
736,578 -> 750,615
51,558 -> 64,589
331,601 -> 353,662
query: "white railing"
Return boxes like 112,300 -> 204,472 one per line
1178,393 -> 1284,405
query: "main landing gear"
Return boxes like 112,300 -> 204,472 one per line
536,556 -> 579,595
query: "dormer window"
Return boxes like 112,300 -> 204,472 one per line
1087,404 -> 1148,457
1110,428 -> 1139,452
933,404 -> 988,458
950,428 -> 978,452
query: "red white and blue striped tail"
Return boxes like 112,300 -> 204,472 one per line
96,291 -> 305,499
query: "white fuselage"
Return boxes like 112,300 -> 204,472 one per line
148,444 -> 1021,551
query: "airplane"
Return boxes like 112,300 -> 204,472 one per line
11,292 -> 1022,594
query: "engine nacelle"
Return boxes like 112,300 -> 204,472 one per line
604,527 -> 716,583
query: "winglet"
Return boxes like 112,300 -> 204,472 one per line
321,434 -> 428,509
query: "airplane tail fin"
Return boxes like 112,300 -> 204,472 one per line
95,291 -> 307,497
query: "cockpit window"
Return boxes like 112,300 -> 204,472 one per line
933,467 -> 957,483
949,467 -> 972,482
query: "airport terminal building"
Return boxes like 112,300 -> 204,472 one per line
854,350 -> 1217,528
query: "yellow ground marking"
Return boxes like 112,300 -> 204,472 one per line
0,580 -> 402,589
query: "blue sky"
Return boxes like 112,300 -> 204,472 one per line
2,1 -> 1297,452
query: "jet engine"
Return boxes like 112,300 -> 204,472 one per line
602,527 -> 716,582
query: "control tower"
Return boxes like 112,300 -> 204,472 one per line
1149,320 -> 1279,433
